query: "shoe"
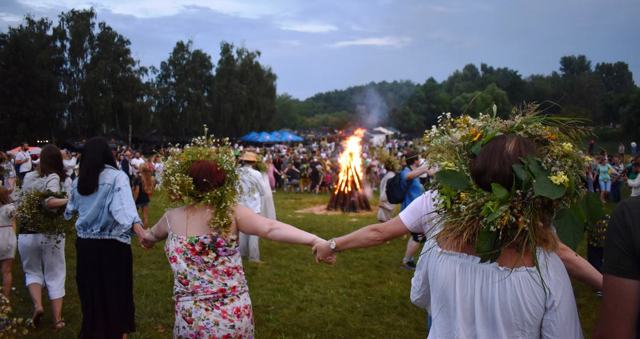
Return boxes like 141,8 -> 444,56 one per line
402,260 -> 416,270
595,291 -> 603,297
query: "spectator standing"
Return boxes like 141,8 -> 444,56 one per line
0,187 -> 16,298
236,152 -> 266,262
628,160 -> 640,197
62,150 -> 77,181
130,152 -> 145,178
133,164 -> 154,227
14,142 -> 32,183
399,152 -> 431,269
611,156 -> 625,203
0,152 -> 16,190
377,161 -> 396,222
618,143 -> 626,158
632,141 -> 638,157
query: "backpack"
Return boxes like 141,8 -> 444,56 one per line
385,170 -> 408,204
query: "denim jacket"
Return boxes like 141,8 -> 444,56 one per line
64,165 -> 141,244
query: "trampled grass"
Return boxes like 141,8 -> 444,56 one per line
11,191 -> 601,338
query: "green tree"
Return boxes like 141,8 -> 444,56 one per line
0,16 -> 65,147
213,42 -> 277,137
154,40 -> 215,141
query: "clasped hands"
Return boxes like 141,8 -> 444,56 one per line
312,238 -> 337,265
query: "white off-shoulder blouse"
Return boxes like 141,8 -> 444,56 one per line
400,192 -> 583,339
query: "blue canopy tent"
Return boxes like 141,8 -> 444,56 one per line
240,131 -> 259,142
255,132 -> 273,143
240,130 -> 303,143
279,130 -> 303,142
269,131 -> 283,142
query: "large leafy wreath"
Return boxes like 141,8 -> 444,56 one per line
162,136 -> 239,234
425,104 -> 604,262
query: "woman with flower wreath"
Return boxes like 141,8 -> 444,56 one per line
141,140 -> 328,338
315,111 -> 602,338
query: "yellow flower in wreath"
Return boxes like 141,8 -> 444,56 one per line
549,171 -> 570,186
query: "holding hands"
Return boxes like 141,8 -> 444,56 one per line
313,239 -> 336,264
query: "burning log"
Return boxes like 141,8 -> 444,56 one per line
327,129 -> 371,212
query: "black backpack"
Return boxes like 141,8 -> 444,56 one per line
385,170 -> 408,204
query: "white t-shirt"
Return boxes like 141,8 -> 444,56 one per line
130,157 -> 145,176
63,157 -> 77,177
15,151 -> 32,173
400,193 -> 583,339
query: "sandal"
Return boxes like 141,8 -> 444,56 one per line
53,319 -> 65,330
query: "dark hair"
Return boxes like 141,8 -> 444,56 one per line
405,151 -> 419,166
189,160 -> 226,193
471,135 -> 537,192
78,137 -> 117,196
0,187 -> 11,205
38,144 -> 65,180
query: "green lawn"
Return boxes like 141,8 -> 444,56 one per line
11,191 -> 602,338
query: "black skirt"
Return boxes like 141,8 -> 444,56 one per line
75,238 -> 136,339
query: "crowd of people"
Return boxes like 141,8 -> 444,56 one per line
0,132 -> 637,338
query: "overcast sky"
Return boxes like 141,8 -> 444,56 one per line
1,0 -> 638,99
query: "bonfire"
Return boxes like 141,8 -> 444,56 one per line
327,128 -> 371,212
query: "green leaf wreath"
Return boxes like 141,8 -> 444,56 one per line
424,104 -> 603,262
162,136 -> 239,234
15,190 -> 74,236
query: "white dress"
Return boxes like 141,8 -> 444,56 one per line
400,192 -> 583,339
0,204 -> 17,260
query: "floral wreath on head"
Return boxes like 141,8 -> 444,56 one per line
162,135 -> 239,234
424,104 -> 603,263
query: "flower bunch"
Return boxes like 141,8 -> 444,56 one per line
15,190 -> 74,236
424,104 -> 599,262
0,293 -> 30,337
162,136 -> 239,234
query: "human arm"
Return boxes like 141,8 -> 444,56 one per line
314,217 -> 409,262
143,213 -> 170,247
234,204 -> 325,249
405,165 -> 431,180
314,192 -> 437,262
109,172 -> 143,232
556,241 -> 603,290
44,174 -> 68,209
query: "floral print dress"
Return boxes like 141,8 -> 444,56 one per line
165,229 -> 254,339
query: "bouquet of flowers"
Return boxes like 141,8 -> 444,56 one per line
425,104 -> 604,262
163,135 -> 239,234
15,190 -> 73,236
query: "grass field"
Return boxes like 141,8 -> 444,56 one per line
11,190 -> 603,338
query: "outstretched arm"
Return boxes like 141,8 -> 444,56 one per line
141,213 -> 169,248
314,216 -> 409,262
556,241 -> 603,290
234,205 -> 325,248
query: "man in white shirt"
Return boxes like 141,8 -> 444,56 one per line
62,149 -> 77,179
130,152 -> 145,177
15,142 -> 32,183
237,151 -> 266,262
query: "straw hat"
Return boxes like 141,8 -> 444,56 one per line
239,151 -> 258,162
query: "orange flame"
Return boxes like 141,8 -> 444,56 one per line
335,128 -> 366,194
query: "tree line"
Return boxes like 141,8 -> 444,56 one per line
1,9 -> 638,148
0,9 -> 277,148
279,56 -> 639,138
